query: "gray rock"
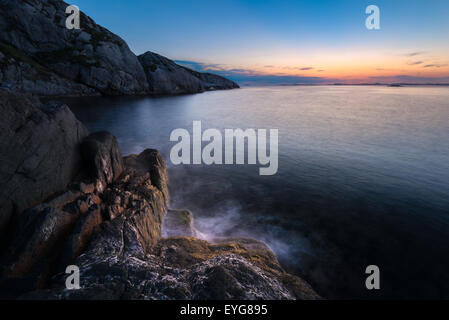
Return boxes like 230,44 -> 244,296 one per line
0,42 -> 98,96
81,131 -> 124,187
0,90 -> 89,234
58,202 -> 103,268
20,236 -> 320,300
0,205 -> 80,280
0,0 -> 148,95
138,51 -> 239,95
0,142 -> 167,298
0,1 -> 239,97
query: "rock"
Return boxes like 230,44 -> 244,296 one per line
81,131 -> 124,186
0,206 -> 80,279
0,0 -> 148,95
58,203 -> 103,268
79,181 -> 95,194
0,90 -> 89,235
195,71 -> 240,90
163,209 -> 197,238
0,92 -> 318,300
122,149 -> 169,205
0,41 -> 99,96
0,141 -> 167,298
21,236 -> 319,300
138,51 -> 239,95
0,1 -> 239,97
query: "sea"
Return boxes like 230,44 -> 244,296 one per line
63,85 -> 449,299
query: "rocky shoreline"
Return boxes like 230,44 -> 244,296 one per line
0,0 -> 239,96
0,90 -> 319,300
0,0 -> 319,300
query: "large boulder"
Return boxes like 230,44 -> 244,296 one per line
0,89 -> 89,234
81,131 -> 124,188
138,51 -> 239,95
0,146 -> 168,298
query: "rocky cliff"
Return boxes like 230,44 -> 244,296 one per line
138,51 -> 239,95
0,91 -> 318,300
0,0 -> 239,96
0,90 -> 89,236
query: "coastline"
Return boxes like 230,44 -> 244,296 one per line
0,89 -> 320,300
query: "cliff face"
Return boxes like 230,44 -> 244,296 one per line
0,89 -> 89,235
0,92 -> 318,300
138,51 -> 239,95
0,0 -> 148,95
0,0 -> 238,96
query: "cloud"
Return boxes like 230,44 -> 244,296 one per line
175,60 -> 449,85
403,51 -> 426,57
423,63 -> 448,68
368,75 -> 449,83
174,60 -> 223,72
280,66 -> 315,71
407,61 -> 423,65
174,60 -> 333,84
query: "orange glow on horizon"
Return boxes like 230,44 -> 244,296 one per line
196,47 -> 449,83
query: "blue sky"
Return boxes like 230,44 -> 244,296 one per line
71,0 -> 449,84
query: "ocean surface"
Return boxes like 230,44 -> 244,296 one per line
64,85 -> 449,299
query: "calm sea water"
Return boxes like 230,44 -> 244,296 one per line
65,86 -> 449,299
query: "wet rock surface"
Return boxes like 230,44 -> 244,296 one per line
19,236 -> 320,300
0,92 -> 318,300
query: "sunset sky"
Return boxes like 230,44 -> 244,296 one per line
72,0 -> 449,84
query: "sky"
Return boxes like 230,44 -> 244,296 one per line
71,0 -> 449,84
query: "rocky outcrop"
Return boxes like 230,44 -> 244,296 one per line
0,0 -> 148,95
0,92 -> 317,300
138,51 -> 239,95
0,41 -> 98,96
0,89 -> 88,235
0,138 -> 169,299
81,131 -> 124,189
0,138 -> 319,299
0,0 -> 238,96
20,237 -> 319,300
